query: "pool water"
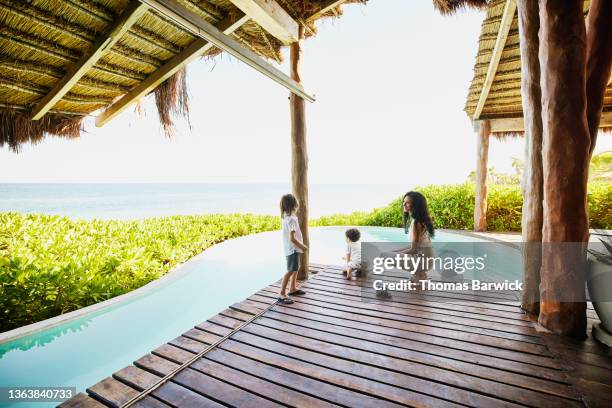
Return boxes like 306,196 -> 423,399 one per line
0,226 -> 516,407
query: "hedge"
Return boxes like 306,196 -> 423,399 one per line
313,182 -> 611,231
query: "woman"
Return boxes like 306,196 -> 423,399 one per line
397,191 -> 435,281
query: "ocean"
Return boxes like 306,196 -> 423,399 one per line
0,183 -> 404,220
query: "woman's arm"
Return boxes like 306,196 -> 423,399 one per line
405,222 -> 422,254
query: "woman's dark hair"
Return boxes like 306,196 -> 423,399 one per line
280,193 -> 298,216
403,191 -> 435,238
345,228 -> 361,242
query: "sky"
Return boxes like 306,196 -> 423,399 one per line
0,0 -> 610,185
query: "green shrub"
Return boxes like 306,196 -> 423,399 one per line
0,213 -> 279,331
311,182 -> 611,232
2,182 -> 610,331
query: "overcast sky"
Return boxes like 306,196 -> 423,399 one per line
1,0 -> 609,184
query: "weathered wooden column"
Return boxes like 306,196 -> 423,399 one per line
586,0 -> 612,154
538,0 -> 590,337
517,0 -> 543,317
290,25 -> 309,280
473,120 -> 490,232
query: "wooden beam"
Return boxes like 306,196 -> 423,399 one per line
472,0 -> 516,120
487,111 -> 612,133
139,0 -> 315,101
306,0 -> 348,22
229,0 -> 298,44
96,12 -> 249,127
31,1 -> 148,120
489,117 -> 524,132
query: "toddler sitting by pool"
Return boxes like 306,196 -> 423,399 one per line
343,228 -> 362,280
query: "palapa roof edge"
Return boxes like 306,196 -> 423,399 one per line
0,0 -> 367,152
432,0 -> 489,16
461,0 -> 611,137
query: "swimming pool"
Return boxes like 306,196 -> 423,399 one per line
0,226 -> 518,407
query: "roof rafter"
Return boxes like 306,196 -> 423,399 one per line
31,1 -> 148,120
139,0 -> 314,101
97,0 -> 315,127
96,12 -> 250,127
472,0 -> 516,121
229,0 -> 298,44
489,111 -> 612,133
306,0 -> 348,22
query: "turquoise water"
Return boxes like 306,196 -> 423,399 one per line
0,226 -> 516,408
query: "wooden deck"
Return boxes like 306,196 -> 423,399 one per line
61,264 -> 612,408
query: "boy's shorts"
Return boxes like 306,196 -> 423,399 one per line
286,252 -> 300,272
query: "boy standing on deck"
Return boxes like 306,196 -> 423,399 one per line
278,193 -> 308,304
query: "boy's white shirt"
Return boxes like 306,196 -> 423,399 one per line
346,241 -> 362,266
282,214 -> 303,256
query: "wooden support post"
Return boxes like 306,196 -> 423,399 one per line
290,25 -> 309,281
517,0 -> 543,317
538,0 -> 589,338
474,120 -> 490,232
586,0 -> 612,155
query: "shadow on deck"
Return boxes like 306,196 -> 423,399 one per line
61,264 -> 612,408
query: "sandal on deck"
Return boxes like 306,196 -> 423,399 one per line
277,297 -> 294,305
288,289 -> 305,296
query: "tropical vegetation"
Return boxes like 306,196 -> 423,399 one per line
1,179 -> 610,330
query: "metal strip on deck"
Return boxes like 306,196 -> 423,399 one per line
61,264 -> 612,408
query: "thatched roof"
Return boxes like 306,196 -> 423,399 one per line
464,0 -> 612,136
433,0 -> 487,16
0,0 -> 365,152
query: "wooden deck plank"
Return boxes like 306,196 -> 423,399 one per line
131,396 -> 173,407
172,368 -> 283,408
195,321 -> 234,336
113,365 -> 160,391
261,285 -> 535,329
153,343 -> 195,365
298,275 -> 524,314
58,393 -> 108,407
135,353 -> 180,377
65,263 -> 612,408
310,273 -> 522,309
189,358 -> 341,408
206,314 -> 243,329
86,377 -> 140,408
266,296 -> 551,354
263,306 -> 562,369
241,319 -> 581,403
258,310 -> 568,379
169,336 -> 209,353
152,381 -> 224,408
219,307 -> 253,321
281,279 -> 533,322
182,328 -> 223,345
206,347 -> 407,408
228,331 -> 521,408
248,293 -> 541,343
